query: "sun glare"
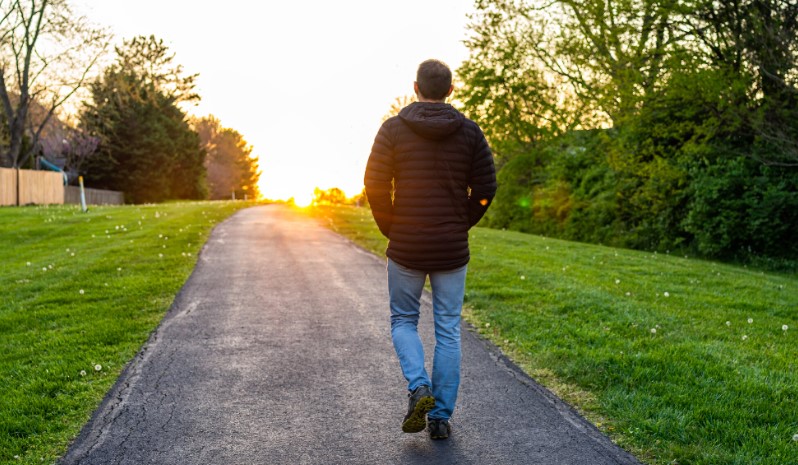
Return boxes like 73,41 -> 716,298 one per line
292,191 -> 314,208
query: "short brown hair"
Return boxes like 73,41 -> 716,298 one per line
416,59 -> 452,100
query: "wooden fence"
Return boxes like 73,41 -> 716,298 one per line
0,168 -> 123,206
0,167 -> 64,206
64,186 -> 124,205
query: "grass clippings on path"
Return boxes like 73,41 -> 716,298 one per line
0,201 -> 253,465
307,204 -> 798,465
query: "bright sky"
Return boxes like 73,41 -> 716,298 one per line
73,1 -> 477,202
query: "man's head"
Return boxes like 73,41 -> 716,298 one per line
414,59 -> 453,102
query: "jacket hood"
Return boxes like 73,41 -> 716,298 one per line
398,102 -> 465,140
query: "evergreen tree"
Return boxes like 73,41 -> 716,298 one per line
80,35 -> 206,203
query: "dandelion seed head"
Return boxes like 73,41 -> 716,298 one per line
520,275 -> 526,280
94,364 -> 102,371
615,279 -> 621,284
625,292 -> 631,296
79,289 -> 84,295
742,335 -> 748,341
485,323 -> 491,328
650,328 -> 657,334
80,370 -> 86,376
663,292 -> 670,297
783,325 -> 789,331
748,318 -> 753,324
117,267 -> 122,271
71,252 -> 75,257
793,433 -> 798,441
42,267 -> 47,271
158,253 -> 163,258
726,321 -> 731,326
26,261 -> 31,266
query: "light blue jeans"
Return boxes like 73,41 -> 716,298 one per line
387,258 -> 467,421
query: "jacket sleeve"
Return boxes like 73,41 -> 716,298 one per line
364,122 -> 395,238
467,128 -> 497,227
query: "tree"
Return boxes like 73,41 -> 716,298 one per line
382,95 -> 416,122
80,35 -> 206,203
192,115 -> 260,200
680,0 -> 798,166
0,0 -> 108,168
312,187 -> 348,205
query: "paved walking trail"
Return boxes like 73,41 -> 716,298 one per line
61,205 -> 641,465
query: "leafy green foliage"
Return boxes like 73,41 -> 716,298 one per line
684,156 -> 798,259
311,204 -> 798,465
457,0 -> 798,264
80,36 -> 206,203
0,201 -> 253,465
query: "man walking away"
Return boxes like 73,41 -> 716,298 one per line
364,59 -> 497,440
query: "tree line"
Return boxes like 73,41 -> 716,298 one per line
456,0 -> 798,265
0,1 -> 259,203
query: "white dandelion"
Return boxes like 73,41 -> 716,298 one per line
782,325 -> 789,331
742,335 -> 748,341
747,318 -> 753,324
80,370 -> 86,376
520,275 -> 526,280
650,328 -> 657,334
94,364 -> 102,371
615,279 -> 621,284
79,289 -> 84,295
726,321 -> 731,327
663,292 -> 670,297
26,262 -> 31,266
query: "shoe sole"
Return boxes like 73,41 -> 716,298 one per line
401,396 -> 435,433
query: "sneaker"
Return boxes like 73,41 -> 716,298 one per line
428,418 -> 451,440
402,385 -> 435,433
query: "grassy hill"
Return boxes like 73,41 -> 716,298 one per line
308,204 -> 798,465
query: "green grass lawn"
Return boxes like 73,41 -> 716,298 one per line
307,204 -> 798,465
0,201 -> 253,465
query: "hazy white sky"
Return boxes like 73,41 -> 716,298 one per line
73,1 -> 477,201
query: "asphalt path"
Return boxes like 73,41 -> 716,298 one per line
60,204 -> 642,465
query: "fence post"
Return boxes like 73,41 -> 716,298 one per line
79,176 -> 88,212
16,167 -> 20,206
